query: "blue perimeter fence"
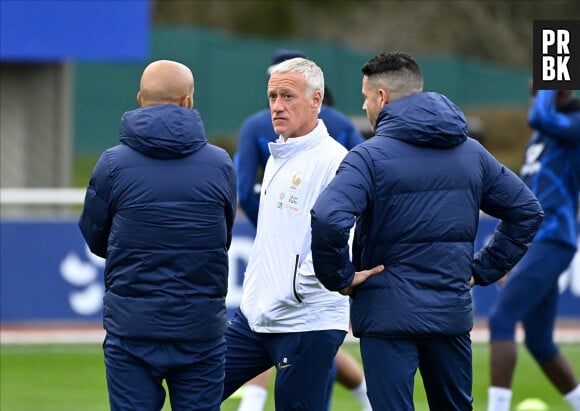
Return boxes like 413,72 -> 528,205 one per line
1,214 -> 579,324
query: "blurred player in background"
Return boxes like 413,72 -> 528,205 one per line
487,88 -> 580,411
79,60 -> 237,411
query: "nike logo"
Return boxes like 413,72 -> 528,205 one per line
277,357 -> 292,369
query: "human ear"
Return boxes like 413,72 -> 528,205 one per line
180,95 -> 193,109
312,89 -> 323,109
378,89 -> 389,106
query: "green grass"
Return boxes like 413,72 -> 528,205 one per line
73,154 -> 100,188
1,342 -> 578,411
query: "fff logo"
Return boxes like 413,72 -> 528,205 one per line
541,28 -> 571,81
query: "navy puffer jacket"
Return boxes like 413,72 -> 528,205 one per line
311,92 -> 543,337
79,104 -> 237,342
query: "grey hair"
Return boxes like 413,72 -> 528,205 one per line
270,57 -> 325,102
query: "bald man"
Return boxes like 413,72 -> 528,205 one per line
79,60 -> 237,411
137,59 -> 194,108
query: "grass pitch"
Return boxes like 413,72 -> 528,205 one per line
1,342 -> 578,410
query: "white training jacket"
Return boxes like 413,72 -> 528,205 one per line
240,120 -> 351,333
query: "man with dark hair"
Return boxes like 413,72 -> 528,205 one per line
310,51 -> 544,411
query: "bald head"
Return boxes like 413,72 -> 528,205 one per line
137,60 -> 194,108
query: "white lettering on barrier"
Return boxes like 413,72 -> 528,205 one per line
60,233 -> 578,316
559,240 -> 580,296
226,236 -> 254,307
59,245 -> 105,316
60,237 -> 254,316
69,283 -> 104,316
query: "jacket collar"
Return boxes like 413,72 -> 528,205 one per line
268,120 -> 329,159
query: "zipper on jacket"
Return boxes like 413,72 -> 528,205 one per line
292,254 -> 303,303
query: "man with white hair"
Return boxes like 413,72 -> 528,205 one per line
222,57 -> 381,410
234,49 -> 371,411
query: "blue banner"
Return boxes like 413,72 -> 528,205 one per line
1,216 -> 578,323
0,0 -> 150,62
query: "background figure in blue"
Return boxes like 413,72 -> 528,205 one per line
78,60 -> 237,411
310,52 -> 544,411
487,89 -> 580,411
233,50 -> 371,411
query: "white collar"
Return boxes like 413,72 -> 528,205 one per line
269,120 -> 329,159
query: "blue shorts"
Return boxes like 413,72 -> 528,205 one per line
488,240 -> 576,360
222,308 -> 345,411
489,241 -> 575,339
104,333 -> 225,411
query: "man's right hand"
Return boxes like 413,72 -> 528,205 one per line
339,264 -> 384,296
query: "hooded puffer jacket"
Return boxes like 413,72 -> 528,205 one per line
79,104 -> 237,342
311,92 -> 543,338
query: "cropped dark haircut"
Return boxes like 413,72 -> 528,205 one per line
361,52 -> 422,77
361,52 -> 424,98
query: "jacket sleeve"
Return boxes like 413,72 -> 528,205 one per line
472,155 -> 544,286
224,156 -> 238,250
78,152 -> 114,258
235,118 -> 261,227
528,90 -> 580,144
311,148 -> 373,291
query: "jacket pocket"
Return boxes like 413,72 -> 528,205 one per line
292,254 -> 303,303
